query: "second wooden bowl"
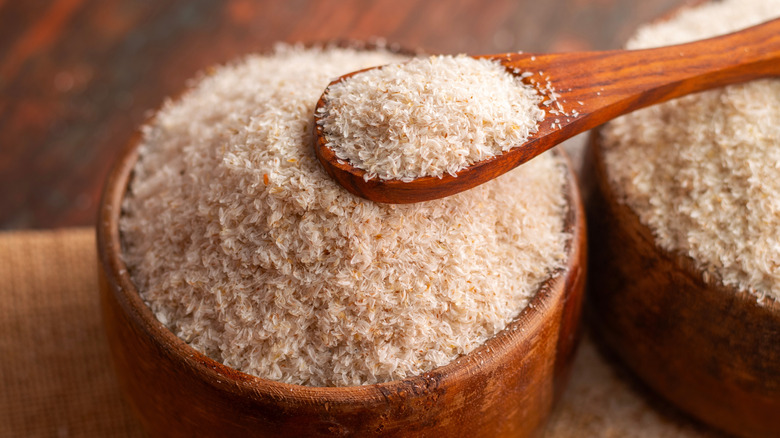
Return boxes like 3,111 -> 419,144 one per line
587,129 -> 780,438
97,131 -> 587,437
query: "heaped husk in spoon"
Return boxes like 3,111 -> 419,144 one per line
313,18 -> 780,204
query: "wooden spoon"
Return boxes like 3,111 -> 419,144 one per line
313,18 -> 780,204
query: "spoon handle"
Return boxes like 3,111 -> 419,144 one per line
498,17 -> 780,142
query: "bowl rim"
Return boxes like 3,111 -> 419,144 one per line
96,50 -> 585,406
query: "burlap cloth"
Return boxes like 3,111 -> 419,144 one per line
0,228 -> 722,437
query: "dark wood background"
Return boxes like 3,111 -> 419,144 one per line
0,0 -> 688,230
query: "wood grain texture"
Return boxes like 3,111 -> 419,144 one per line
96,133 -> 586,437
1,0 -> 687,229
313,18 -> 780,203
587,129 -> 780,438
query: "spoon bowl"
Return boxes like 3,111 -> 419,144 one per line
314,17 -> 780,204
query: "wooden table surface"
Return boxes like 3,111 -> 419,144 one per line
1,0 -> 688,230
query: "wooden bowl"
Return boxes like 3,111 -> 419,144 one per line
587,129 -> 780,438
97,126 -> 587,437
